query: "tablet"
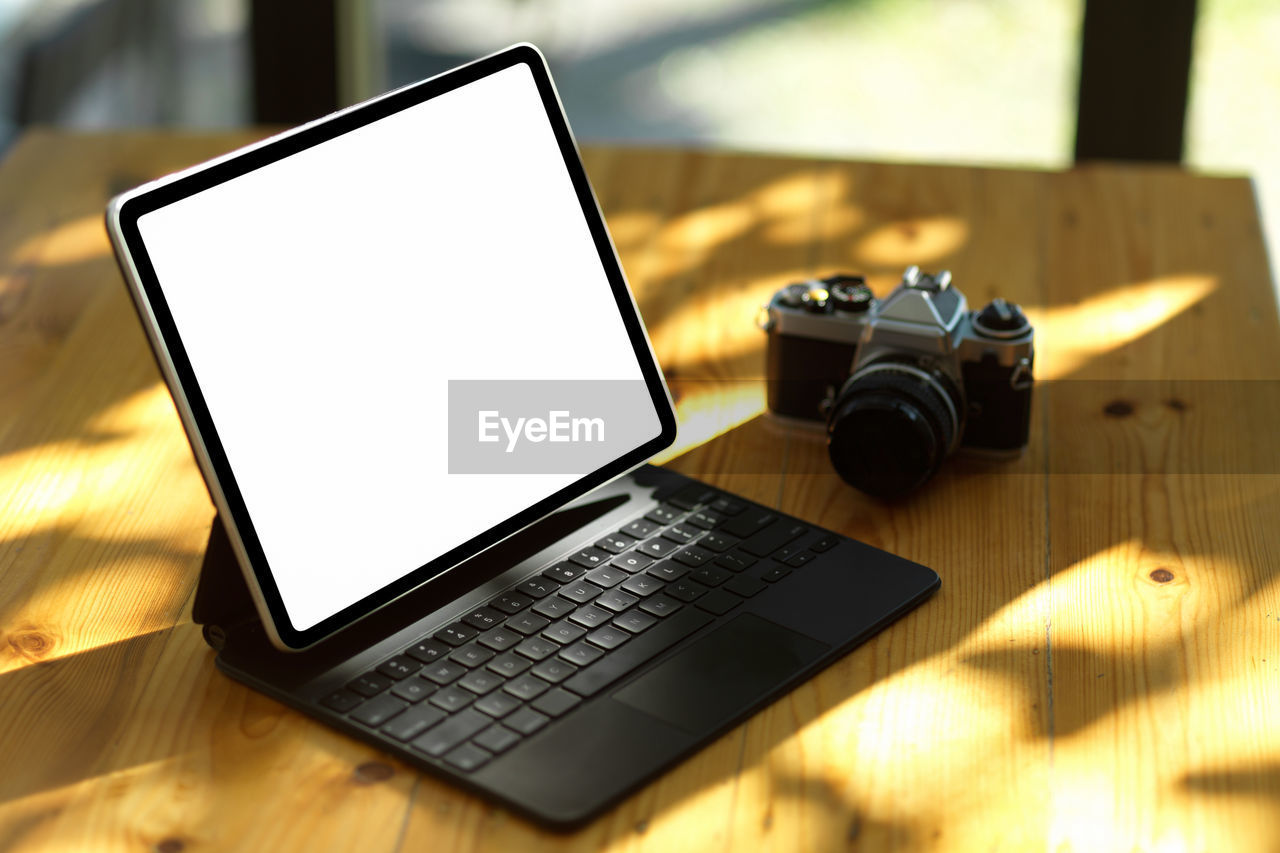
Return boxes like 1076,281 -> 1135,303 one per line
106,44 -> 677,650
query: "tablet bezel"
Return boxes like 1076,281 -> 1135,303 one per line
106,44 -> 678,650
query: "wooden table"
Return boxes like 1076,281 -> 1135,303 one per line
1,130 -> 1278,852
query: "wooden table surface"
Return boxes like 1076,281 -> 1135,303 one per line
1,130 -> 1278,852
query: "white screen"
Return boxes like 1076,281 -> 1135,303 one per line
137,63 -> 663,631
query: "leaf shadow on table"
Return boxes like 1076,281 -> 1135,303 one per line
0,629 -> 187,807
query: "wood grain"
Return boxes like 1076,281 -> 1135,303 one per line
0,132 -> 1277,852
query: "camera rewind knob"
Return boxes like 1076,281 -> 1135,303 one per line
973,298 -> 1030,338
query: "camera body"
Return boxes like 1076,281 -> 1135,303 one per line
762,267 -> 1034,498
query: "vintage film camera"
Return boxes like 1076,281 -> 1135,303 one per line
761,266 -> 1034,498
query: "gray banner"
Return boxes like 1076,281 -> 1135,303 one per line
448,379 -> 663,474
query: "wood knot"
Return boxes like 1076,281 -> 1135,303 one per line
1163,398 -> 1189,412
351,761 -> 394,785
154,839 -> 185,853
1102,400 -> 1134,418
6,628 -> 55,661
1149,567 -> 1175,584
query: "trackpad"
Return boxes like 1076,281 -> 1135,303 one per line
612,614 -> 829,734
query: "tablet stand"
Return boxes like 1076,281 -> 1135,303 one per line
193,514 -> 260,650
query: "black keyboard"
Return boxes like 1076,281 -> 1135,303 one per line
316,483 -> 840,773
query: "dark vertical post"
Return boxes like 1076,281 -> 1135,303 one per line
249,0 -> 339,124
1074,0 -> 1198,162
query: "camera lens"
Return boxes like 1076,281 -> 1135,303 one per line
826,361 -> 962,499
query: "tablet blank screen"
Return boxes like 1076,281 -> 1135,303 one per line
136,63 -> 663,631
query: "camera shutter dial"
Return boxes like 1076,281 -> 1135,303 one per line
829,277 -> 874,313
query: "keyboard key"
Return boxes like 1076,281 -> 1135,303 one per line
772,545 -> 805,562
715,552 -> 757,572
429,685 -> 476,713
689,565 -> 732,587
740,521 -> 808,557
699,533 -> 737,553
504,707 -> 550,736
621,573 -> 665,597
434,623 -> 477,647
492,592 -> 533,614
376,656 -> 421,680
515,636 -> 560,661
622,518 -> 660,538
517,577 -> 559,598
474,691 -> 522,718
531,657 -> 578,684
320,689 -> 363,713
421,661 -> 468,685
720,509 -> 776,539
473,724 -> 521,755
568,547 -> 611,569
348,673 -> 392,698
543,562 -> 586,583
672,546 -> 713,568
637,538 -> 678,558
381,704 -> 445,742
411,709 -> 490,757
645,504 -> 681,524
687,510 -> 724,530
695,590 -> 743,616
462,607 -> 505,630
391,679 -> 436,703
505,611 -> 551,636
458,669 -> 505,695
595,533 -> 633,554
559,640 -> 605,667
531,687 -> 582,718
351,694 -> 408,727
611,552 -> 655,573
724,575 -> 767,598
569,604 -> 613,628
585,625 -> 630,650
486,651 -> 533,677
450,643 -> 495,668
665,483 -> 716,510
710,497 -> 746,516
444,743 -> 492,772
810,535 -> 839,553
584,565 -> 628,588
762,565 -> 791,582
542,620 -> 587,644
563,608 -> 715,698
786,552 -> 816,568
503,673 -> 551,701
532,596 -> 577,619
647,560 -> 689,582
595,588 -> 640,612
666,580 -> 709,602
404,638 -> 452,664
560,580 -> 604,604
661,524 -> 700,544
638,595 -> 683,618
477,627 -> 522,652
613,609 -> 658,633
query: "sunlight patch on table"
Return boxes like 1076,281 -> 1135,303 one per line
850,215 -> 970,268
12,213 -> 111,268
1029,274 -> 1218,380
